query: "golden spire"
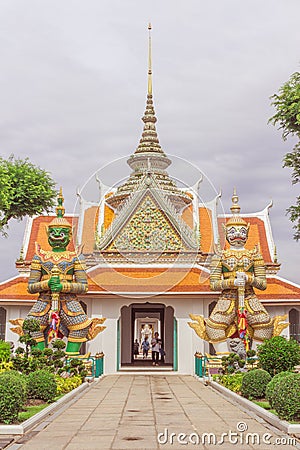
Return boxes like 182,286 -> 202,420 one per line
274,245 -> 278,263
133,23 -> 165,157
106,24 -> 192,211
226,188 -> 248,227
230,187 -> 241,215
148,23 -> 152,96
56,187 -> 65,218
49,187 -> 72,229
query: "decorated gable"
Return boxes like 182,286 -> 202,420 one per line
106,195 -> 189,253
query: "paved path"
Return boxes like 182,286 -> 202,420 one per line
9,375 -> 300,450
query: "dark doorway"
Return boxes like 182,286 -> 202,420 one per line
79,301 -> 87,355
120,302 -> 174,368
0,308 -> 6,341
208,301 -> 217,355
289,308 -> 300,342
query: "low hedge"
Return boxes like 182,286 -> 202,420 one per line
55,375 -> 82,395
272,373 -> 300,421
218,373 -> 245,393
27,369 -> 57,402
265,371 -> 292,408
241,369 -> 271,400
0,371 -> 27,423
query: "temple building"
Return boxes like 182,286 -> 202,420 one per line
0,27 -> 300,374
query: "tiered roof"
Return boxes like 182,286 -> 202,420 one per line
0,25 -> 299,306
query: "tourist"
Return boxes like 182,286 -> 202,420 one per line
151,332 -> 161,366
142,337 -> 150,358
133,339 -> 139,359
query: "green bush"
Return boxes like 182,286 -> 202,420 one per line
241,369 -> 271,400
0,371 -> 27,423
64,358 -> 88,379
272,373 -> 300,421
257,336 -> 300,376
220,353 -> 246,375
266,371 -> 293,408
12,338 -> 67,375
55,375 -> 82,395
27,369 -> 57,402
0,340 -> 11,363
218,373 -> 245,393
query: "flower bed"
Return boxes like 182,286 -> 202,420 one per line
213,370 -> 300,424
0,380 -> 91,435
0,373 -> 83,425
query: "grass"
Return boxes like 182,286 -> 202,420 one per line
18,403 -> 49,422
217,377 -> 300,423
252,400 -> 278,415
253,400 -> 271,410
18,394 -> 64,422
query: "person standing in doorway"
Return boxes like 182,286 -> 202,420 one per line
141,336 -> 150,358
133,339 -> 139,359
151,332 -> 161,366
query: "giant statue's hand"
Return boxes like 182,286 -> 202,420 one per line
48,276 -> 63,292
234,271 -> 248,287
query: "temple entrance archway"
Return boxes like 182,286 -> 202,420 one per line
0,307 -> 6,341
289,308 -> 300,342
119,302 -> 175,368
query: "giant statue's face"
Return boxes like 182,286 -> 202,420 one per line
226,225 -> 248,248
48,227 -> 71,250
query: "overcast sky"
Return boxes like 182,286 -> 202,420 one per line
0,0 -> 299,284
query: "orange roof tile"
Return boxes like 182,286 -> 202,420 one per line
103,204 -> 115,231
181,205 -> 194,229
0,277 -> 37,300
199,207 -> 214,253
81,206 -> 98,253
87,267 -> 211,293
256,277 -> 300,300
0,271 -> 299,301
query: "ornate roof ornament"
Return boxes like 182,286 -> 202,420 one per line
48,187 -> 72,229
225,188 -> 249,228
106,24 -> 191,212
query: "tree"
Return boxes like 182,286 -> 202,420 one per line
257,335 -> 300,376
269,71 -> 300,240
0,156 -> 57,235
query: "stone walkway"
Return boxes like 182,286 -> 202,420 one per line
8,375 -> 300,450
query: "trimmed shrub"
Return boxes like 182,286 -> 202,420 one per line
257,336 -> 300,376
266,371 -> 292,408
218,373 -> 245,393
0,371 -> 27,423
0,340 -> 11,363
220,353 -> 246,375
272,373 -> 300,421
55,375 -> 82,395
27,369 -> 57,402
241,369 -> 271,399
0,361 -> 13,373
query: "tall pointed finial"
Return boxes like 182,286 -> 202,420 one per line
148,23 -> 152,96
48,187 -> 72,229
56,187 -> 65,218
225,188 -> 249,228
274,245 -> 278,263
230,187 -> 241,215
105,24 -> 192,211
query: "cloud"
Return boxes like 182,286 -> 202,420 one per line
0,0 -> 299,283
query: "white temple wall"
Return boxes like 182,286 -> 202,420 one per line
3,304 -> 31,347
84,295 -> 213,374
1,296 -> 299,375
